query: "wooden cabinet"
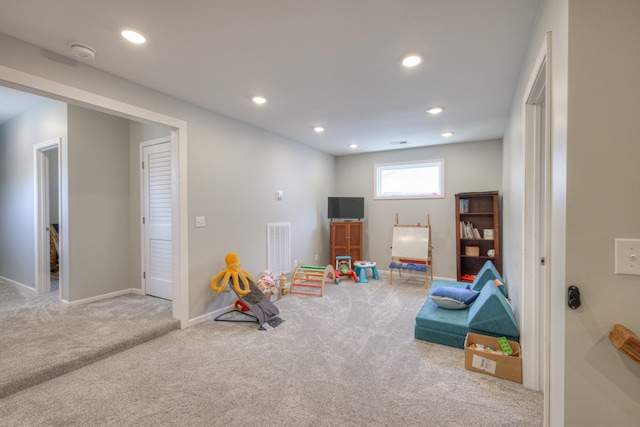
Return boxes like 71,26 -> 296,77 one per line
330,221 -> 362,263
455,191 -> 500,281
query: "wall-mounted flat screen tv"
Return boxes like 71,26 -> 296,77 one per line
328,197 -> 364,220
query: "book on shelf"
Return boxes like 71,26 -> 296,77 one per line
460,221 -> 478,239
483,229 -> 494,240
459,198 -> 470,213
473,228 -> 481,239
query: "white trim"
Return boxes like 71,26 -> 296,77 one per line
61,288 -> 141,307
522,32 -> 553,425
187,304 -> 235,328
373,159 -> 445,200
0,65 -> 186,130
0,64 -> 189,327
0,276 -> 37,295
34,138 -> 61,296
175,128 -> 190,329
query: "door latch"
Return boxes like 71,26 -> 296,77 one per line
568,285 -> 581,310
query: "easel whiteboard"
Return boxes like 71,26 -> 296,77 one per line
391,226 -> 430,260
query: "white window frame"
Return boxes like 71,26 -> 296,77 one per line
374,159 -> 445,200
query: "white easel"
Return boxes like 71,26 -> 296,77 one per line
389,213 -> 432,288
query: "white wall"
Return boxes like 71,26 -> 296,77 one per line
183,110 -> 335,318
335,139 -> 502,280
563,0 -> 640,425
0,99 -> 67,289
66,105 -> 131,301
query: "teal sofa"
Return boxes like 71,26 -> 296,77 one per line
414,261 -> 519,348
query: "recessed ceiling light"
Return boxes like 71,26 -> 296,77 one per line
441,131 -> 455,138
313,126 -> 325,133
401,54 -> 422,67
426,106 -> 445,115
252,96 -> 267,104
348,144 -> 358,149
121,30 -> 146,44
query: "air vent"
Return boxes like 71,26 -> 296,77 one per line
389,141 -> 408,145
267,222 -> 291,274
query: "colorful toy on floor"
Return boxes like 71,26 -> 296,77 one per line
211,252 -> 255,297
353,261 -> 379,283
279,272 -> 288,295
335,255 -> 358,282
497,336 -> 513,355
235,299 -> 250,312
290,264 -> 336,297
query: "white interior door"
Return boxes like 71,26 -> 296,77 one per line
142,140 -> 173,300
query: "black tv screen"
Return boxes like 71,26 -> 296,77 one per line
328,197 -> 364,220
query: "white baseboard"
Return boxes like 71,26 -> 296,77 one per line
63,288 -> 142,307
0,276 -> 37,294
187,304 -> 235,328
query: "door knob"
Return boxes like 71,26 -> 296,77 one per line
568,285 -> 581,310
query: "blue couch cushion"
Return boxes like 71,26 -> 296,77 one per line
428,260 -> 505,295
415,298 -> 470,336
468,260 -> 504,293
468,280 -> 519,337
429,286 -> 480,309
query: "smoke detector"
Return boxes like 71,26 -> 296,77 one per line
70,43 -> 96,60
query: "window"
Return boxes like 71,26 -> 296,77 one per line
374,159 -> 444,199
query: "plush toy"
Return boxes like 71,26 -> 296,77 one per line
255,270 -> 277,291
211,252 -> 255,297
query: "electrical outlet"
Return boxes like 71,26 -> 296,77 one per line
195,216 -> 206,228
314,254 -> 319,263
615,238 -> 640,275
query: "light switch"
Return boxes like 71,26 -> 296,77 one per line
614,238 -> 640,275
195,216 -> 206,228
275,191 -> 284,200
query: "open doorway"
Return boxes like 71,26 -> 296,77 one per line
34,138 -> 61,299
523,32 -> 552,421
1,67 -> 188,327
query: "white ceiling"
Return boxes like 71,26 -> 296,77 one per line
0,0 -> 540,156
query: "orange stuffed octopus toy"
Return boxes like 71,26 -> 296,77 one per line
211,252 -> 255,297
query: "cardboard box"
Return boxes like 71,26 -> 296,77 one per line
465,246 -> 480,256
464,333 -> 522,383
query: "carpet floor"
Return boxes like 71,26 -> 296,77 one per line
0,280 -> 179,398
0,274 -> 543,426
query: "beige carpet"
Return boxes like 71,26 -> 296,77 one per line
0,274 -> 542,426
0,280 -> 179,398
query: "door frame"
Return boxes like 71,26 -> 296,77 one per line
0,64 -> 190,328
34,138 -> 61,296
522,32 -> 552,420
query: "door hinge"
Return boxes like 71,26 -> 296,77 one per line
142,217 -> 145,224
540,257 -> 545,266
143,271 -> 146,279
141,161 -> 144,169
